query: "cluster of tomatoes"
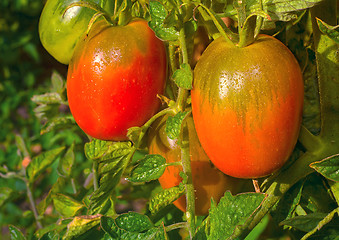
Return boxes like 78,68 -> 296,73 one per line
39,0 -> 304,215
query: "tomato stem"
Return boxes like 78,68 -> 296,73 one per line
254,0 -> 264,38
252,179 -> 261,193
26,180 -> 43,229
195,3 -> 237,44
176,26 -> 196,238
166,161 -> 182,167
176,27 -> 190,112
92,161 -> 99,191
180,123 -> 196,239
167,44 -> 178,100
134,108 -> 175,149
164,222 -> 188,232
298,125 -> 322,152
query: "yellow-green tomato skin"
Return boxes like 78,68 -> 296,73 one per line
39,0 -> 112,65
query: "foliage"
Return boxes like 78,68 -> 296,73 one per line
1,0 -> 338,239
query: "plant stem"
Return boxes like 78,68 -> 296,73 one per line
136,107 -> 175,148
298,125 -> 322,152
180,126 -> 196,239
177,25 -> 196,239
165,222 -> 188,232
196,4 -> 237,44
93,161 -> 99,191
301,207 -> 339,240
26,181 -> 43,229
176,27 -> 190,112
328,181 -> 339,204
71,178 -> 77,194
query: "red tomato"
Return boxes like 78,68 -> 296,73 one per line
67,19 -> 167,141
148,115 -> 244,215
191,35 -> 304,179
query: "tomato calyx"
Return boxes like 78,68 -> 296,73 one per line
192,1 -> 272,48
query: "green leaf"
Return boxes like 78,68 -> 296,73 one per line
26,147 -> 65,183
57,143 -> 75,177
0,187 -> 14,207
15,134 -> 29,157
35,219 -> 70,239
115,212 -> 153,232
193,217 -> 209,240
41,116 -> 75,135
86,140 -> 135,214
149,1 -> 179,41
149,185 -> 185,214
172,63 -> 193,90
31,92 -> 64,105
245,0 -> 323,22
51,71 -> 65,95
33,104 -> 56,120
271,180 -> 304,224
128,154 -> 167,183
85,140 -> 133,162
37,177 -> 66,215
300,174 -> 336,214
63,215 -> 101,240
317,18 -> 339,44
9,225 -> 26,240
23,43 -> 40,63
281,208 -> 339,240
163,9 -> 179,29
209,192 -> 266,239
52,193 -> 85,218
279,212 -> 328,232
39,232 -> 60,240
310,154 -> 339,182
165,112 -> 189,140
85,139 -> 111,160
101,216 -> 118,238
101,216 -> 166,239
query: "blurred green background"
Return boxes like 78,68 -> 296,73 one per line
0,0 -> 69,237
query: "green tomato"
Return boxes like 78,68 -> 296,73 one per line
39,0 -> 112,65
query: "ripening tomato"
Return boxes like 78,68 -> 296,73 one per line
191,35 -> 304,179
67,19 -> 167,141
148,114 -> 244,215
39,0 -> 112,64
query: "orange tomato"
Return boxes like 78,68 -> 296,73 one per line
191,35 -> 304,179
67,19 -> 167,141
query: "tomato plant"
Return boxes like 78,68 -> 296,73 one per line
39,0 -> 112,65
148,114 -> 244,215
191,34 -> 304,179
67,19 -> 167,141
3,0 -> 339,239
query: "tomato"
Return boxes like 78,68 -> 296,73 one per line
148,114 -> 244,215
67,19 -> 167,141
191,35 -> 304,179
39,0 -> 112,65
